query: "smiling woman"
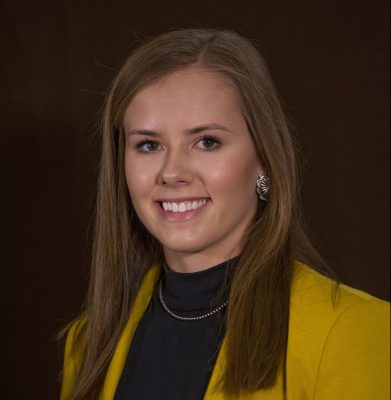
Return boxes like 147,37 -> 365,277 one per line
60,29 -> 390,400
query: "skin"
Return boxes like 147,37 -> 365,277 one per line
123,67 -> 263,272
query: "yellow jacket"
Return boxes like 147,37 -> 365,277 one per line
61,262 -> 390,399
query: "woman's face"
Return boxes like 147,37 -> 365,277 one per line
123,67 -> 263,272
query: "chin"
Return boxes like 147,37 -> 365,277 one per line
160,237 -> 208,254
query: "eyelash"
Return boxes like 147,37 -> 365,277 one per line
134,135 -> 222,154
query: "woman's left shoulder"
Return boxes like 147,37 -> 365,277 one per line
288,261 -> 390,399
291,260 -> 389,314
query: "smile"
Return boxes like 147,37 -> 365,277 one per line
161,199 -> 208,213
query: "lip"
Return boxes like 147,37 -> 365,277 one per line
155,196 -> 209,202
155,198 -> 210,222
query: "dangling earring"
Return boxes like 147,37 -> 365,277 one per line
256,174 -> 270,202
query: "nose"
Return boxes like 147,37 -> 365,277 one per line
157,147 -> 193,187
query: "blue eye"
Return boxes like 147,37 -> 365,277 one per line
197,136 -> 221,151
135,140 -> 161,153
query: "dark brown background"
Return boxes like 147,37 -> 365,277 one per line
0,0 -> 389,398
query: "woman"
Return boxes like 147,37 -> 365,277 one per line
60,29 -> 389,399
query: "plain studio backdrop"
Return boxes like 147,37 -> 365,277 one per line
0,1 -> 389,398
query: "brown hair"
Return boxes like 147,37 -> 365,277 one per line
63,29 -> 331,399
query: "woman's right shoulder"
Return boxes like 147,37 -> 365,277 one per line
60,316 -> 86,400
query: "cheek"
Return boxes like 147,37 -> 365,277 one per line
124,159 -> 155,201
202,152 -> 259,196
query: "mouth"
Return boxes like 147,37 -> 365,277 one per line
155,198 -> 210,220
158,199 -> 208,213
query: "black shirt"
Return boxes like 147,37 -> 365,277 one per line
114,258 -> 236,400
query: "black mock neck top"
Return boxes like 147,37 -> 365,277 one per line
114,258 -> 236,400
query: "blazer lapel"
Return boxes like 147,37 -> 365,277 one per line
99,266 -> 161,399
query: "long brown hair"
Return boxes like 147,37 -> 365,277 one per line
63,29 -> 331,399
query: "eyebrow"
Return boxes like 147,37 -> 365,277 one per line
126,123 -> 232,137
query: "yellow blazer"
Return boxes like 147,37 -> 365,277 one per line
61,262 -> 390,399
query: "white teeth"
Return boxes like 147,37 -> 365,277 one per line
161,199 -> 207,213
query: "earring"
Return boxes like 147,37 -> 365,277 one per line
256,174 -> 270,202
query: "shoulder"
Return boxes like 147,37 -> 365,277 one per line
291,260 -> 389,312
60,266 -> 160,399
60,317 -> 86,400
288,261 -> 390,398
290,260 -> 389,338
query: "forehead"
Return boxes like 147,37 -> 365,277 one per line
123,67 -> 244,128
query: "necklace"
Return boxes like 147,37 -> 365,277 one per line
158,278 -> 229,321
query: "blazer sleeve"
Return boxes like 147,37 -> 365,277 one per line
60,319 -> 84,400
313,298 -> 390,400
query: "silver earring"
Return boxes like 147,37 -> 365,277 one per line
256,174 -> 270,202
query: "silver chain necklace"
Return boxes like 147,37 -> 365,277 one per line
158,278 -> 229,321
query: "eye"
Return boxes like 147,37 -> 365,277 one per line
135,140 -> 161,153
196,136 -> 222,151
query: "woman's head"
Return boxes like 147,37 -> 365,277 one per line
123,67 -> 262,271
102,29 -> 298,268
